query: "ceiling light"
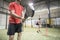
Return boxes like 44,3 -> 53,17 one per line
28,3 -> 34,10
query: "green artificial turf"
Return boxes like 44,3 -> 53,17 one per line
0,27 -> 60,40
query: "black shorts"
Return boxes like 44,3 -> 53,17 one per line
7,23 -> 22,35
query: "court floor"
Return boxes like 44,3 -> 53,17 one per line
0,27 -> 60,40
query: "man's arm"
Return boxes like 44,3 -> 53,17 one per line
22,8 -> 26,18
9,10 -> 23,19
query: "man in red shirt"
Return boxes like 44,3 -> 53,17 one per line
7,0 -> 24,40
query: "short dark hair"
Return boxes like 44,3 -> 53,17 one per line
39,18 -> 41,20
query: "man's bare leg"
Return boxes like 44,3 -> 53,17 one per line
17,32 -> 22,40
37,25 -> 41,33
9,35 -> 14,40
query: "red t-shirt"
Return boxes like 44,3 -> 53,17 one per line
9,2 -> 24,24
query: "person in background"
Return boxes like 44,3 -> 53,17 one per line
36,18 -> 41,33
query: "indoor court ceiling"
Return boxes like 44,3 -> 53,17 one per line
3,0 -> 60,19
